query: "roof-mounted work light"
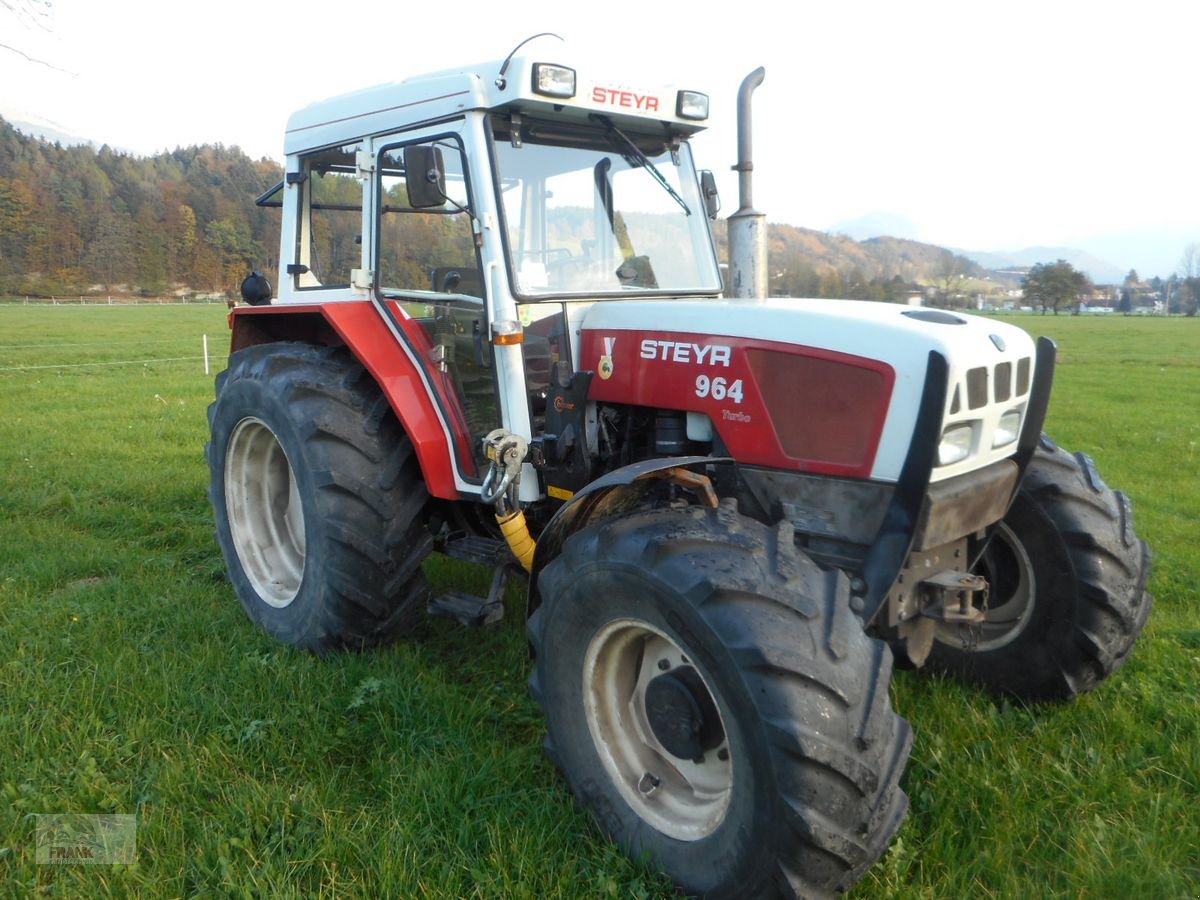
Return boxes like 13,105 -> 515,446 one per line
532,63 -> 576,99
676,91 -> 709,120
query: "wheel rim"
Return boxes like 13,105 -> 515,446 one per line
583,619 -> 732,841
936,522 -> 1036,651
224,417 -> 306,608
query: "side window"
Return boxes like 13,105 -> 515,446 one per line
376,138 -> 480,297
294,144 -> 362,289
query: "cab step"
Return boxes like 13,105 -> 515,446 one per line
428,590 -> 506,627
427,538 -> 522,626
439,534 -> 509,567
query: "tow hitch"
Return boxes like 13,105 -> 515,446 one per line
919,570 -> 989,626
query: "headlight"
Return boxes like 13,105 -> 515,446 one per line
993,409 -> 1022,448
676,91 -> 709,120
938,422 -> 975,466
531,63 -> 576,99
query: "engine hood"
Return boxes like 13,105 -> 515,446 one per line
576,297 -> 1037,482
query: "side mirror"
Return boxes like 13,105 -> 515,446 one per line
700,170 -> 720,220
404,144 -> 447,209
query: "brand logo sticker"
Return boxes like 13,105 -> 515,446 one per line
598,336 -> 616,380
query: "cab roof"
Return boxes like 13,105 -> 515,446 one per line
283,53 -> 709,156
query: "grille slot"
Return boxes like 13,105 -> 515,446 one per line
1016,357 -> 1031,396
994,362 -> 1012,402
966,367 -> 989,410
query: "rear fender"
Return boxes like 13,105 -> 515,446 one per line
229,302 -> 475,500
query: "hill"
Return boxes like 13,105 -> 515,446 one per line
0,117 -> 281,298
0,117 -> 1022,300
954,245 -> 1124,285
713,221 -> 988,300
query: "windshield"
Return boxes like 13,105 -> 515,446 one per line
491,117 -> 722,298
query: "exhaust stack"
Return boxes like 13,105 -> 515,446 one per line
727,67 -> 767,300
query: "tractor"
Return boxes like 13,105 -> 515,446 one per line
207,43 -> 1151,898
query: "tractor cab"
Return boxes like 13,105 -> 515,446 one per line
252,52 -> 723,496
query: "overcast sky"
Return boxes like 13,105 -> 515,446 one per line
2,0 -> 1196,276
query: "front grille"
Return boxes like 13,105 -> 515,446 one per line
960,356 -> 1030,410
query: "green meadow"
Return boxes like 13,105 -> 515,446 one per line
0,303 -> 1196,897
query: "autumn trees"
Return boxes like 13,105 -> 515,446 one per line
0,118 -> 280,297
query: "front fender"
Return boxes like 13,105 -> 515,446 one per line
527,456 -> 727,619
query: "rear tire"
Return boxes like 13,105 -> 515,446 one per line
926,437 -> 1151,700
530,502 -> 911,898
206,342 -> 432,652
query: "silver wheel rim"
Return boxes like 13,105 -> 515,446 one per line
583,619 -> 732,841
224,417 -> 306,608
937,522 -> 1036,651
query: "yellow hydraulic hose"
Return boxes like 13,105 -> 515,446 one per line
496,509 -> 536,572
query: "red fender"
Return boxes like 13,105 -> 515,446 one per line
228,301 -> 476,500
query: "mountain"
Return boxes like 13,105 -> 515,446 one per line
830,211 -> 920,242
0,107 -> 95,148
952,246 -> 1125,285
1077,230 -> 1198,282
764,224 -> 985,283
829,214 -> 1128,285
712,223 -> 993,301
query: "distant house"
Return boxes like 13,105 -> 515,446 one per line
1080,286 -> 1118,312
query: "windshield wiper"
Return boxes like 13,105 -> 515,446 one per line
591,114 -> 691,216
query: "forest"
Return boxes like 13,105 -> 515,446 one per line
0,117 -> 983,301
0,118 -> 281,297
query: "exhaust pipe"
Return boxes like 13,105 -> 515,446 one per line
727,67 -> 767,300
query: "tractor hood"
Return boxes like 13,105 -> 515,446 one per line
576,298 -> 1038,483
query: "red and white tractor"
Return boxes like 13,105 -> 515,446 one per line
207,44 -> 1150,897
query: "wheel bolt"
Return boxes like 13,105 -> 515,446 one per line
637,772 -> 662,797
657,658 -> 670,671
717,748 -> 729,762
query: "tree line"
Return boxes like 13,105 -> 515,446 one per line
0,118 -> 989,302
0,118 -> 281,297
4,116 -> 1193,310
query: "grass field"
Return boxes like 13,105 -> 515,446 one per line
0,304 -> 1196,897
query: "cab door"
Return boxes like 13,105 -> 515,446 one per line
370,125 -> 501,480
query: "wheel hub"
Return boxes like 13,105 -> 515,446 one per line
645,666 -> 724,760
224,417 -> 306,608
583,619 -> 733,841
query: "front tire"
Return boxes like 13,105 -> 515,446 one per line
530,503 -> 911,898
926,437 -> 1151,700
206,342 -> 432,652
